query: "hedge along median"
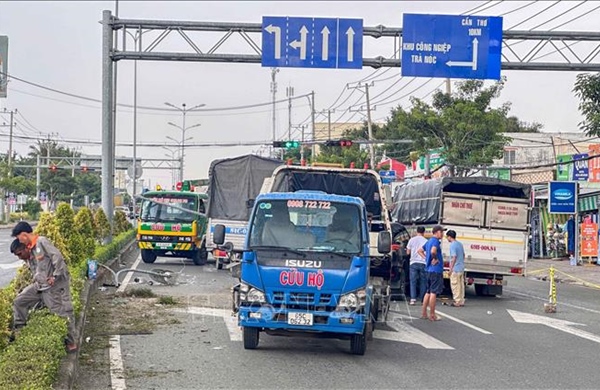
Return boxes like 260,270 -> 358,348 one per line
0,204 -> 135,390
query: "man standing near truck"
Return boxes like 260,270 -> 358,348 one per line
446,230 -> 465,307
418,225 -> 445,321
406,226 -> 428,305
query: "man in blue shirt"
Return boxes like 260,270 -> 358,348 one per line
417,225 -> 445,321
446,230 -> 466,307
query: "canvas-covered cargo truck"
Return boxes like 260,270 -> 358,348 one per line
391,177 -> 531,296
206,154 -> 283,269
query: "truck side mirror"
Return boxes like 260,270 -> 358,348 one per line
377,231 -> 391,254
246,199 -> 255,209
213,224 -> 226,245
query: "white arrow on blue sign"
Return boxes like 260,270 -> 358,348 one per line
262,16 -> 363,69
401,13 -> 503,80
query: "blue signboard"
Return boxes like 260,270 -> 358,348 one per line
548,181 -> 578,214
572,153 -> 589,181
262,16 -> 363,69
401,13 -> 503,80
379,170 -> 396,184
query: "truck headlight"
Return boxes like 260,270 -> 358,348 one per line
337,289 -> 366,309
246,288 -> 265,303
239,283 -> 265,303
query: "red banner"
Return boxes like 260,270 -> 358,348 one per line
580,221 -> 598,258
588,145 -> 600,182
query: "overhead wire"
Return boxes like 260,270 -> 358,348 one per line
507,0 -> 561,30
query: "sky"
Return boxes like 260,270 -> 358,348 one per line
1,0 -> 599,191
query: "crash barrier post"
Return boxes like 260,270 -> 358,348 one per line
544,266 -> 557,313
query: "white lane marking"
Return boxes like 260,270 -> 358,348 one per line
508,309 -> 600,345
116,257 -> 141,294
507,289 -> 600,315
174,307 -> 453,349
109,335 -> 126,390
173,307 -> 241,341
436,310 -> 493,335
382,316 -> 454,349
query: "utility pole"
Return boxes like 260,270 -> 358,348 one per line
310,91 -> 316,162
317,108 -> 336,140
300,124 -> 306,164
445,78 -> 452,95
70,149 -> 76,207
364,84 -> 375,169
349,83 -> 376,169
36,154 -> 41,201
2,108 -> 16,175
286,85 -> 294,140
270,68 -> 279,157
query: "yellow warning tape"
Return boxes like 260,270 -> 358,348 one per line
549,266 -> 557,305
524,266 -> 600,290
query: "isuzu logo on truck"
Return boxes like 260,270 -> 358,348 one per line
285,259 -> 322,268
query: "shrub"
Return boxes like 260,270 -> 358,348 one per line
94,230 -> 136,264
74,207 -> 96,261
93,208 -> 111,244
0,310 -> 67,389
113,210 -> 131,236
8,212 -> 29,222
23,199 -> 42,220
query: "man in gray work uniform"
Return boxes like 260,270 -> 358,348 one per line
11,221 -> 78,352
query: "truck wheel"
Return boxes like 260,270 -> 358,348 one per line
141,249 -> 157,264
192,248 -> 208,266
350,329 -> 367,355
243,327 -> 259,350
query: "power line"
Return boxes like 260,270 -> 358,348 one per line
1,71 -> 312,113
507,1 -> 561,30
528,1 -> 588,30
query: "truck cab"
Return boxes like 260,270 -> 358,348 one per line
137,190 -> 209,265
213,191 -> 392,355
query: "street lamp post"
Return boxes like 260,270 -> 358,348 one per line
164,102 -> 205,182
125,29 -> 150,204
166,135 -> 193,184
161,145 -> 178,188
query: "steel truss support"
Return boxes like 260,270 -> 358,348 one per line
108,15 -> 600,71
101,10 -> 600,226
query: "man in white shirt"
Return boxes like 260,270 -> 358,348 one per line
405,226 -> 428,305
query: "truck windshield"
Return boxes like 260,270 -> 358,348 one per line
140,195 -> 197,223
248,199 -> 362,254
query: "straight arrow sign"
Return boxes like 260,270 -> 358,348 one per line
346,26 -> 355,62
321,26 -> 330,61
508,309 -> 600,345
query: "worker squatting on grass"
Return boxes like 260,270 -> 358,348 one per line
10,221 -> 78,353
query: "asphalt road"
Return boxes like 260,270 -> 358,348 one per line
0,228 -> 20,288
77,253 -> 600,389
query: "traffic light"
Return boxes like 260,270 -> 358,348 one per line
273,140 -> 300,149
324,139 -> 353,147
49,164 -> 58,172
81,165 -> 88,172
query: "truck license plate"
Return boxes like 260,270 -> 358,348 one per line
287,312 -> 313,326
156,242 -> 172,248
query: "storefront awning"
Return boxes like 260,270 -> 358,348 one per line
579,194 -> 599,213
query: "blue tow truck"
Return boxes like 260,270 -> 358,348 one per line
213,190 -> 392,355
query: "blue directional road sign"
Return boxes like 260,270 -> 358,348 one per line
262,16 -> 363,69
401,13 -> 503,80
379,170 -> 396,184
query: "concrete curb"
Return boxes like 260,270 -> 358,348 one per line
55,239 -> 139,390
